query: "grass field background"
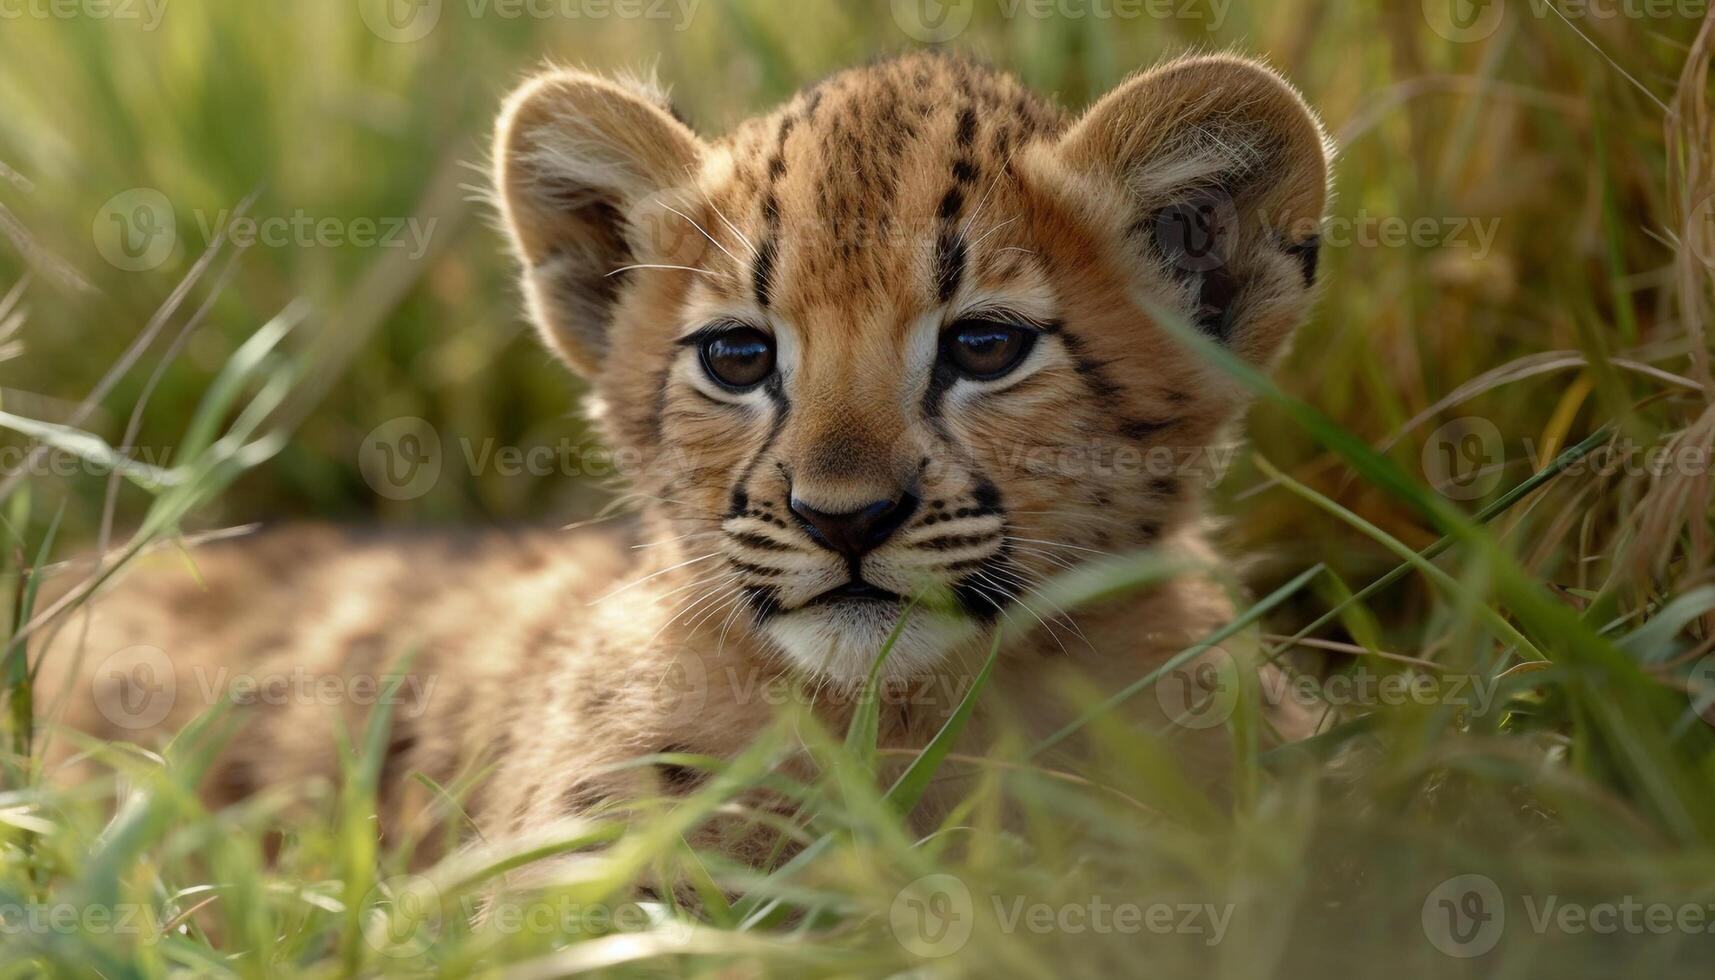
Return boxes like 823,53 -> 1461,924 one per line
4,0 -> 1715,976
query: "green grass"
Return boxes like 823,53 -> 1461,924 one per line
5,0 -> 1715,976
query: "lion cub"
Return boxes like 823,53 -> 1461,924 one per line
43,51 -> 1329,863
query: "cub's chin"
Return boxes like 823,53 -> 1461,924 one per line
760,598 -> 984,689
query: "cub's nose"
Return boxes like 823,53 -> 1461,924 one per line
789,491 -> 920,559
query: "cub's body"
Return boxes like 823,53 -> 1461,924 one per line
44,521 -> 1257,862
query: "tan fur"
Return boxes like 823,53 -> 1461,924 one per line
36,52 -> 1330,870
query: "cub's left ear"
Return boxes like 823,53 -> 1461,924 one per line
1052,54 -> 1331,365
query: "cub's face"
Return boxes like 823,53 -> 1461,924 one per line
496,53 -> 1329,686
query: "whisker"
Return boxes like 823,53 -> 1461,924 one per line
700,188 -> 763,262
981,565 -> 1093,650
960,138 -> 1024,242
661,202 -> 748,272
1003,545 -> 1081,574
1010,508 -> 1137,528
967,214 -> 1021,252
606,263 -> 726,279
651,569 -> 738,603
632,529 -> 724,551
685,587 -> 748,637
590,552 -> 722,605
1005,535 -> 1119,559
559,512 -> 634,533
968,571 -> 1072,656
649,574 -> 743,644
715,594 -> 752,655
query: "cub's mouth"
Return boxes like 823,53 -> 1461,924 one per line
807,580 -> 903,606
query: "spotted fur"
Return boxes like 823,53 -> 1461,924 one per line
41,52 -> 1330,869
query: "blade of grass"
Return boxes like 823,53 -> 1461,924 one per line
844,597 -> 919,771
1253,452 -> 1545,661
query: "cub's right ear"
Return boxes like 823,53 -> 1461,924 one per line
494,69 -> 705,376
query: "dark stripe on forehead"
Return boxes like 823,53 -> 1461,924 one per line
772,114 -> 796,170
934,181 -> 968,304
938,186 -> 965,221
753,236 -> 778,308
754,190 -> 780,308
752,114 -> 795,308
935,230 -> 967,304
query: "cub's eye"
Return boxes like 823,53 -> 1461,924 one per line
941,319 -> 1038,380
698,326 -> 776,390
